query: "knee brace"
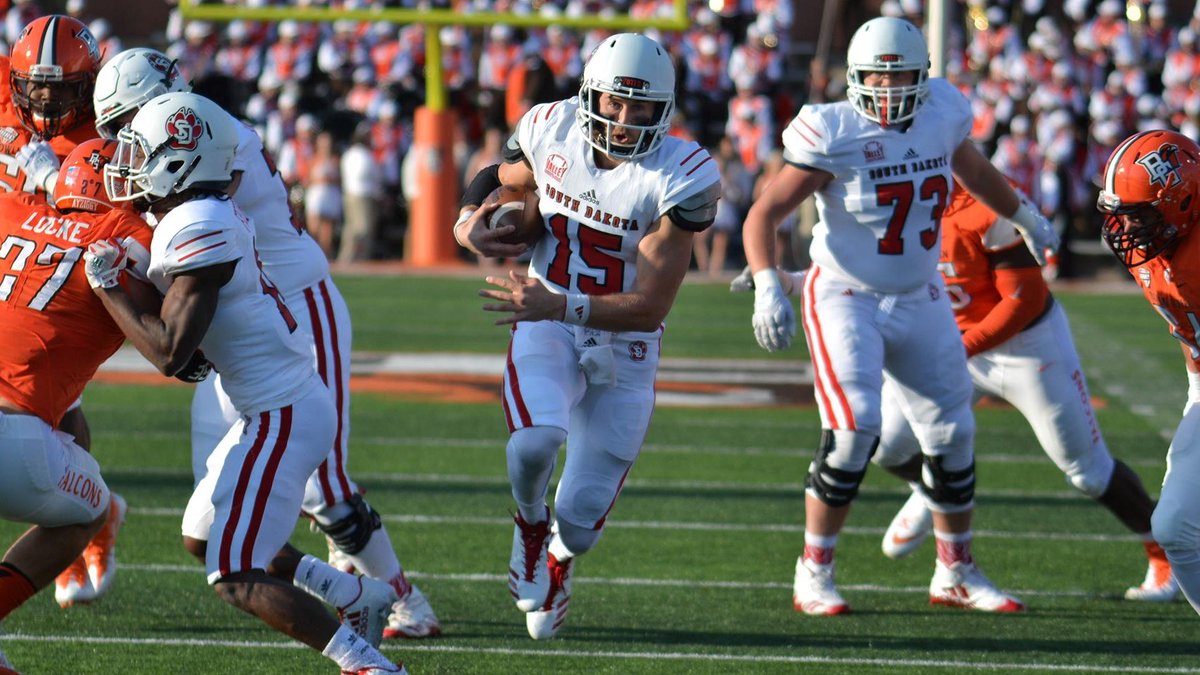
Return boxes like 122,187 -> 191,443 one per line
805,429 -> 879,507
919,454 -> 975,511
315,494 -> 381,555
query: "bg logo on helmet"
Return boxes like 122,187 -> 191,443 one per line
166,107 -> 203,151
1136,144 -> 1183,189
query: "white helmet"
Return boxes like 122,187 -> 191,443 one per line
576,33 -> 675,160
94,48 -> 191,139
845,17 -> 930,127
104,92 -> 238,206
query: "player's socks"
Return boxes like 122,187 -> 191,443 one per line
294,555 -> 366,608
934,529 -> 974,566
343,528 -> 404,583
0,563 -> 36,621
322,624 -> 395,671
802,532 -> 837,565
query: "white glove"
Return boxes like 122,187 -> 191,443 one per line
1009,200 -> 1060,266
752,270 -> 796,352
730,265 -> 754,293
15,139 -> 60,193
574,326 -> 616,386
83,238 -> 130,289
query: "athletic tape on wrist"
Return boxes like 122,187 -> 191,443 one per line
453,209 -> 475,247
563,293 -> 591,325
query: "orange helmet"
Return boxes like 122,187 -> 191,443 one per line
1097,129 -> 1200,267
9,15 -> 101,137
54,138 -> 116,213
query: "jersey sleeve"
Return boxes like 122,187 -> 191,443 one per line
662,143 -> 722,232
929,78 -> 974,148
159,220 -> 242,277
231,122 -> 259,173
780,105 -> 837,173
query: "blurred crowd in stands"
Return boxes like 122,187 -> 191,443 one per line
5,0 -> 1198,277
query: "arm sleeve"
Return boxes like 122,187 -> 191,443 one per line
960,266 -> 1049,357
460,163 -> 501,208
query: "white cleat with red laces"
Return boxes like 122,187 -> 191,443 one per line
882,491 -> 932,560
526,553 -> 574,640
509,510 -> 550,612
336,577 -> 399,647
792,557 -> 850,616
929,560 -> 1024,612
383,584 -> 441,639
341,663 -> 407,675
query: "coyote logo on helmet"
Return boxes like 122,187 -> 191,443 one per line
1135,144 -> 1183,189
166,107 -> 203,151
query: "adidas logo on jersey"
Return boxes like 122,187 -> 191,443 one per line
580,189 -> 600,205
903,148 -> 919,160
582,338 -> 598,348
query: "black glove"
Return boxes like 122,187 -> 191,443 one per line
175,350 -> 213,383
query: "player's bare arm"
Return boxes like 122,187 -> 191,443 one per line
481,215 -> 693,332
93,262 -> 233,377
743,163 -> 831,275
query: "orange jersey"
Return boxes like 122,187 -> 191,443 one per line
1129,232 -> 1200,367
0,56 -> 99,194
0,192 -> 152,426
937,187 -> 1031,332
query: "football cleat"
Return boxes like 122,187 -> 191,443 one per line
792,556 -> 850,616
1125,545 -> 1179,602
526,553 -> 574,640
881,491 -> 933,560
54,557 -> 96,608
83,493 -> 127,599
336,577 -> 398,648
383,584 -> 442,639
929,560 -> 1024,612
509,509 -> 551,612
341,663 -> 407,675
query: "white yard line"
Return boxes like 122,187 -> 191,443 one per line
127,507 -> 1139,542
2,633 -> 1193,673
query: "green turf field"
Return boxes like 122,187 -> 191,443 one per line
2,275 -> 1197,674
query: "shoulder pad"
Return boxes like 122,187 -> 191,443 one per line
160,221 -> 241,277
781,104 -> 837,171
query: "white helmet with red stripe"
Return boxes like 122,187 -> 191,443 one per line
845,17 -> 930,128
576,33 -> 675,160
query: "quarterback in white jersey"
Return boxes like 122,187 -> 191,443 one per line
93,47 -> 440,640
86,92 -> 406,674
742,17 -> 1059,617
457,33 -> 720,640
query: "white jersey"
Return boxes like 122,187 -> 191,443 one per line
147,197 -> 315,416
782,78 -> 972,293
514,98 -> 720,298
231,122 -> 330,295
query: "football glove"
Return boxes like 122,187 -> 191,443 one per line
752,270 -> 796,352
84,238 -> 130,290
1009,199 -> 1060,266
15,139 -> 60,194
574,326 -> 616,386
730,265 -> 754,293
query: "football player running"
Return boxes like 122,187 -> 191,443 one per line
1098,129 -> 1200,616
457,33 -> 721,639
92,47 -> 440,639
0,140 -> 153,673
741,16 -> 1058,616
870,182 -> 1175,601
88,92 -> 406,674
1,14 -> 131,611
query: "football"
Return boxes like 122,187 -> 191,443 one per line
485,184 -> 543,246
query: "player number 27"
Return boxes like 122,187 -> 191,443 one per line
544,214 -> 625,294
0,235 -> 82,310
875,175 -> 949,255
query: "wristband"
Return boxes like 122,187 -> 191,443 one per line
453,209 -> 475,247
1188,371 -> 1200,404
753,269 -> 783,292
563,292 -> 590,325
